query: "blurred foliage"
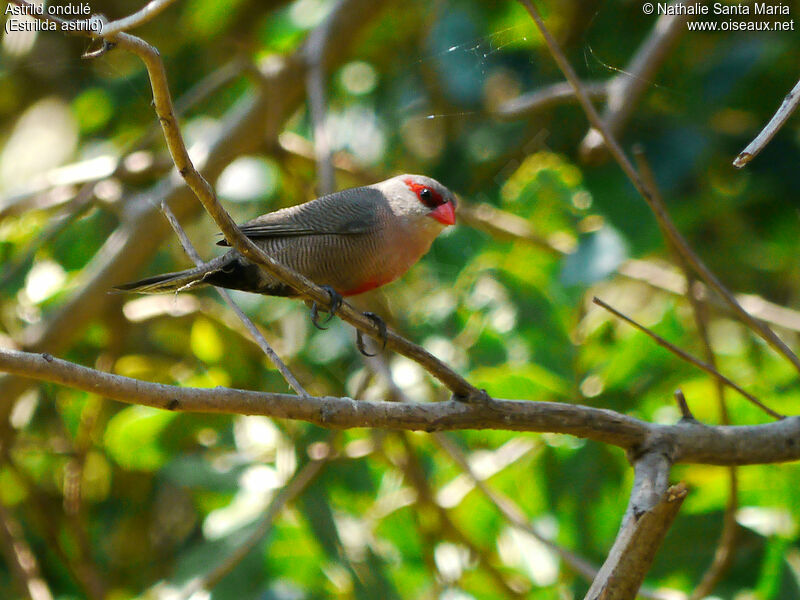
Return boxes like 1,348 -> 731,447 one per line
1,0 -> 800,598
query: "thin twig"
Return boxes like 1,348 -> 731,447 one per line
617,260 -> 800,335
461,199 -> 800,336
0,56 -> 248,214
457,201 -> 565,256
593,296 -> 782,420
497,0 -> 693,147
517,0 -> 800,377
579,2 -> 698,163
97,0 -> 180,37
277,131 -> 380,182
495,80 -> 608,120
441,436 -> 594,564
433,433 -> 680,595
0,449 -> 106,599
673,390 -> 694,420
733,77 -> 800,168
160,202 -> 309,397
633,147 -> 732,425
367,353 -> 604,594
364,356 -> 650,594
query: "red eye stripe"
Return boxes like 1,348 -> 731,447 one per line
403,177 -> 444,208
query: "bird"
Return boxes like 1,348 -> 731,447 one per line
114,174 -> 457,354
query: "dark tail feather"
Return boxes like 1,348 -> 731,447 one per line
112,265 -> 213,294
113,254 -> 296,296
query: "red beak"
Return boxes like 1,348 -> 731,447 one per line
429,201 -> 456,226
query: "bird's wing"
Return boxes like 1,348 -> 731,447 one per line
216,187 -> 385,246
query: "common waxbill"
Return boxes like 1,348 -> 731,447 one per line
115,174 -> 457,306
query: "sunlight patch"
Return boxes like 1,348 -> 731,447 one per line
25,260 -> 66,303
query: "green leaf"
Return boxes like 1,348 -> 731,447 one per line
469,363 -> 571,400
71,88 -> 113,133
104,406 -> 179,471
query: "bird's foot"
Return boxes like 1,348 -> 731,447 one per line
310,285 -> 342,330
356,312 -> 388,357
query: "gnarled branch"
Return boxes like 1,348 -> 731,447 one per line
2,348 -> 800,466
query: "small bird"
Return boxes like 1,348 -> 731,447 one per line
115,174 -> 457,352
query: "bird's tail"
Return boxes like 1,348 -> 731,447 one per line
112,263 -> 218,294
113,254 -> 294,296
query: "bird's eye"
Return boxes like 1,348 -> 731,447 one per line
404,178 -> 444,208
417,187 -> 442,208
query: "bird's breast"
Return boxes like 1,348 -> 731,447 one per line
253,219 -> 438,296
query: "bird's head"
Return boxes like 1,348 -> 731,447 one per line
381,174 -> 458,228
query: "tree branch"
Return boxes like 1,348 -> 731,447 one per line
579,2 -> 698,163
496,0 -> 694,154
457,201 -> 566,256
0,448 -> 107,599
432,432 -> 689,600
593,296 -> 782,420
0,181 -> 96,289
688,470 -> 738,599
362,354 -> 660,594
413,194 -> 800,337
623,451 -> 673,527
494,80 -> 608,120
585,452 -> 686,600
99,0 -> 180,37
3,348 -> 800,465
617,260 -> 800,334
159,201 -> 309,397
733,76 -> 800,168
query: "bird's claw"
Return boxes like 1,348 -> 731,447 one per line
356,312 -> 388,357
310,285 -> 342,330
